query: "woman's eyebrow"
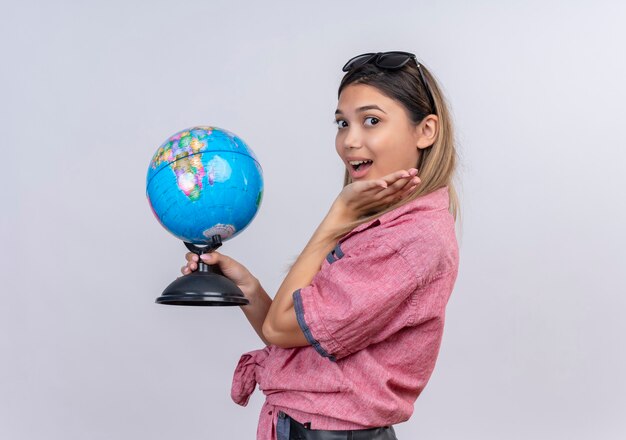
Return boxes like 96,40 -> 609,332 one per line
335,105 -> 387,115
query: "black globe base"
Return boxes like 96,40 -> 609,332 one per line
155,236 -> 250,306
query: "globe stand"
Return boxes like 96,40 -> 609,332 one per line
155,235 -> 250,306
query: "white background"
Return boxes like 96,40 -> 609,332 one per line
2,1 -> 625,439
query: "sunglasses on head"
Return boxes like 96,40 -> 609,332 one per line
341,51 -> 436,113
342,51 -> 417,72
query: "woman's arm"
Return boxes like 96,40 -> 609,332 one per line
262,169 -> 420,349
262,206 -> 350,348
239,278 -> 273,346
183,252 -> 273,346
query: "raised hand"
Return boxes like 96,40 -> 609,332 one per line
332,168 -> 421,221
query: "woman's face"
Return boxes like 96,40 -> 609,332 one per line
335,83 -> 434,181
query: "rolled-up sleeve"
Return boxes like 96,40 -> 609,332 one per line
293,243 -> 418,361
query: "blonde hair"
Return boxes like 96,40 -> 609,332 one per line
330,57 -> 461,241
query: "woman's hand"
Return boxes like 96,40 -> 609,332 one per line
181,251 -> 260,297
332,168 -> 421,221
182,251 -> 273,344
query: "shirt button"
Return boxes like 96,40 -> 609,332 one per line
278,411 -> 286,419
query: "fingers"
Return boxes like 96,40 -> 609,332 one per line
373,171 -> 419,200
360,169 -> 418,193
180,262 -> 196,274
395,177 -> 420,200
359,172 -> 420,212
199,250 -> 222,265
380,168 -> 418,186
389,175 -> 420,200
181,251 -> 228,276
181,252 -> 201,275
357,178 -> 390,191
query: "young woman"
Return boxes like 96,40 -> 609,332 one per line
183,51 -> 460,440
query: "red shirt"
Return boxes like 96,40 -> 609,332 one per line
231,186 -> 459,439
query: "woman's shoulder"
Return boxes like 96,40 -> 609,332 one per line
370,190 -> 458,281
371,186 -> 456,243
333,187 -> 458,279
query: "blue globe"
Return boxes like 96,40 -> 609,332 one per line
146,126 -> 263,244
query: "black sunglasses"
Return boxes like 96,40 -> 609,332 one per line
342,51 -> 436,113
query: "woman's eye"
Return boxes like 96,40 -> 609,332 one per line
364,117 -> 379,126
335,119 -> 347,129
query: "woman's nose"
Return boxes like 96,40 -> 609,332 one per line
342,128 -> 363,150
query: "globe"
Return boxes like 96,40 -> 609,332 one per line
146,126 -> 263,306
146,126 -> 263,245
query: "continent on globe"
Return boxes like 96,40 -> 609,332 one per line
151,129 -> 209,201
146,126 -> 264,245
203,224 -> 237,240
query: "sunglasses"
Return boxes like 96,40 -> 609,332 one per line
341,51 -> 436,113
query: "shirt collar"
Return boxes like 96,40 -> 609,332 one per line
344,186 -> 451,236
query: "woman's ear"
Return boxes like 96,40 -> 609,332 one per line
416,114 -> 439,149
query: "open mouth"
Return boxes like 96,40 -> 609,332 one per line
350,160 -> 373,172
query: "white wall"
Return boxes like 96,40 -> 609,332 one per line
2,1 -> 625,439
